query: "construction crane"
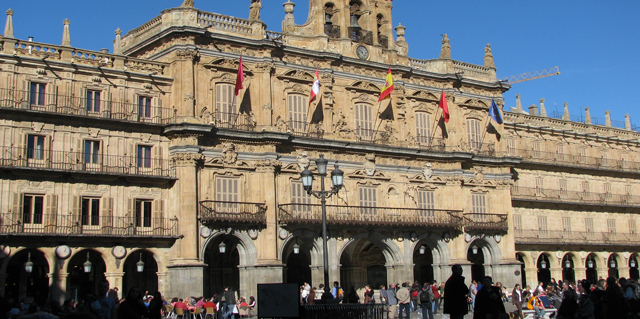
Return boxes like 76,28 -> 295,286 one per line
500,66 -> 560,84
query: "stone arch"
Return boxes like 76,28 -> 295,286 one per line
412,232 -> 450,265
280,229 -> 323,266
516,251 -> 533,269
466,235 -> 502,264
339,231 -> 403,266
202,230 -> 258,266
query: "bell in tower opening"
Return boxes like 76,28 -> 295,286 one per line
349,1 -> 362,28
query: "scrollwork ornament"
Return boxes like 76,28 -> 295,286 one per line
172,153 -> 204,166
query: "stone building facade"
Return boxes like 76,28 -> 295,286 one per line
0,0 -> 637,303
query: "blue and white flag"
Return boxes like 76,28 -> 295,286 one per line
489,100 -> 503,124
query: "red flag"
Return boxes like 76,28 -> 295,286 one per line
439,90 -> 450,123
378,68 -> 394,102
235,56 -> 244,96
309,68 -> 320,105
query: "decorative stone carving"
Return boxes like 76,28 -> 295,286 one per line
422,163 -> 433,180
176,49 -> 198,61
222,143 -> 238,164
249,0 -> 262,21
172,153 -> 204,166
364,153 -> 376,176
180,0 -> 194,8
332,109 -> 353,138
484,44 -> 495,68
296,151 -> 310,170
439,34 -> 451,59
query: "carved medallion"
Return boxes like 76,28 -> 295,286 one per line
422,163 -> 433,180
222,143 -> 238,164
296,151 -> 310,171
364,154 -> 376,176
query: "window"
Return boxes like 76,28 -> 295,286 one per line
471,193 -> 487,215
538,216 -> 548,235
579,148 -> 587,162
292,182 -> 312,213
507,139 -> 516,156
288,94 -> 308,132
138,96 -> 152,118
585,218 -> 594,234
216,177 -> 239,212
29,83 -> 46,106
533,142 -> 541,158
559,179 -> 567,195
513,214 -> 522,231
355,103 -> 374,139
81,197 -> 100,226
415,112 -> 431,145
135,199 -> 152,227
562,216 -> 571,233
557,144 -> 565,162
417,190 -> 435,217
86,90 -> 101,112
22,194 -> 44,224
535,177 -> 544,192
582,181 -> 590,193
358,186 -> 377,215
630,219 -> 637,234
27,135 -> 45,160
607,219 -> 616,234
467,119 -> 482,150
215,83 -> 237,124
84,140 -> 101,164
603,183 -> 612,199
137,145 -> 152,168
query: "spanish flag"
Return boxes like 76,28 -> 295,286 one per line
378,68 -> 394,102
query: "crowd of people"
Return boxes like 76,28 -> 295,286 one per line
1,280 -> 256,319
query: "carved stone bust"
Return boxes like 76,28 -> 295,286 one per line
423,163 -> 433,180
222,143 -> 238,164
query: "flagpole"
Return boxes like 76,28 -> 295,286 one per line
429,106 -> 442,145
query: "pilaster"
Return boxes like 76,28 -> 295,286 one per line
255,159 -> 282,264
171,152 -> 205,263
104,272 -> 125,292
171,49 -> 198,119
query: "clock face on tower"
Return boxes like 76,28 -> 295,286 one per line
356,45 -> 369,60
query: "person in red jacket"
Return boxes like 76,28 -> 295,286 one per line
431,280 -> 441,314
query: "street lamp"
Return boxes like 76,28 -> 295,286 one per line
565,259 -> 571,269
587,258 -> 594,269
540,259 -> 547,269
293,240 -> 300,255
219,241 -> 226,254
419,245 -> 426,255
631,259 -> 637,268
471,245 -> 478,255
136,253 -> 145,273
83,252 -> 92,273
300,154 -> 344,298
24,252 -> 33,274
610,259 -> 616,268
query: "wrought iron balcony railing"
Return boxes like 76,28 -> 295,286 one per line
348,27 -> 373,45
463,213 -> 508,232
199,200 -> 267,225
514,229 -> 640,246
0,213 -> 179,238
213,111 -> 257,131
378,35 -> 389,49
0,146 -> 175,178
511,186 -> 640,207
278,203 -> 464,229
324,24 -> 341,39
0,88 -> 176,125
507,148 -> 640,173
469,143 -> 496,157
285,120 -> 324,139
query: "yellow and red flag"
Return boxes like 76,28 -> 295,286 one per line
378,68 -> 394,102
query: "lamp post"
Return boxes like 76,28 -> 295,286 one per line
83,253 -> 92,273
24,252 -> 33,274
300,154 -> 343,298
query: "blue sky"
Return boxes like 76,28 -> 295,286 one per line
3,0 -> 639,129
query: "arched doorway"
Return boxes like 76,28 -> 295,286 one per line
123,250 -> 158,295
607,255 -> 619,279
5,249 -> 50,306
204,235 -> 240,297
562,254 -> 575,283
67,249 -> 106,301
585,253 -> 598,283
413,243 -> 434,285
467,242 -> 485,283
340,239 -> 388,291
536,254 -> 551,285
516,253 -> 527,287
284,238 -> 311,287
630,255 -> 639,280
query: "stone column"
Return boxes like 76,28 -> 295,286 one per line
171,49 -> 198,120
549,266 -> 563,285
524,267 -> 538,289
49,272 -> 69,304
574,267 -> 587,283
157,272 -> 169,297
168,151 -> 206,298
104,272 -> 125,292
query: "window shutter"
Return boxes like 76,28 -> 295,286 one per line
415,113 -> 431,145
45,194 -> 58,232
102,197 -> 113,234
11,193 -> 22,230
513,214 -> 522,231
562,216 -> 571,233
153,199 -> 165,235
71,195 -> 80,233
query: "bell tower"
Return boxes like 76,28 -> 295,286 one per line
282,0 -> 404,63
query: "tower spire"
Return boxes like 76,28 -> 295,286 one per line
62,18 -> 71,46
4,9 -> 14,38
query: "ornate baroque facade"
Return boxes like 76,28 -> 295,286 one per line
0,0 -> 638,303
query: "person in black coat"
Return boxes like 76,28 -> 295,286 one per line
443,264 -> 469,319
556,286 -> 578,319
117,286 -> 149,319
147,291 -> 164,319
472,276 -> 506,319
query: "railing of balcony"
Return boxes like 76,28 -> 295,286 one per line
0,213 -> 179,237
197,11 -> 253,35
469,143 -> 496,157
278,203 -> 464,228
0,146 -> 176,178
511,186 -> 640,207
348,27 -> 373,45
378,35 -> 389,49
325,25 -> 341,39
0,88 -> 176,124
463,213 -> 508,232
199,200 -> 267,225
266,30 -> 284,44
507,148 -> 640,172
416,137 -> 447,152
214,112 -> 257,131
514,229 -> 640,246
286,120 -> 325,138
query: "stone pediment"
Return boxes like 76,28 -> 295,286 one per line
348,169 -> 391,180
203,58 -> 253,74
204,157 -> 252,168
409,90 -> 439,102
281,163 -> 300,172
277,69 -> 315,83
347,81 -> 381,94
460,98 -> 490,110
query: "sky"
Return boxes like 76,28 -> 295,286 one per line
2,0 -> 639,129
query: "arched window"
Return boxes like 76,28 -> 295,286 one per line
377,14 -> 388,48
324,3 -> 340,38
355,103 -> 373,139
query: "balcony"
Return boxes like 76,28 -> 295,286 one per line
469,143 -> 496,157
378,35 -> 389,49
507,148 -> 640,173
213,111 -> 257,131
0,213 -> 179,238
284,120 -> 324,139
324,24 -> 341,39
199,200 -> 267,227
278,203 -> 464,229
511,186 -> 640,208
0,146 -> 175,179
463,213 -> 508,232
515,229 -> 640,247
348,27 -> 373,45
0,88 -> 176,125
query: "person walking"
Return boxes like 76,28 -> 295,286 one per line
512,284 -> 524,319
472,276 -> 505,319
556,285 -> 577,319
397,282 -> 411,319
117,286 -> 149,319
443,264 -> 469,319
387,283 -> 398,319
419,283 -> 435,319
